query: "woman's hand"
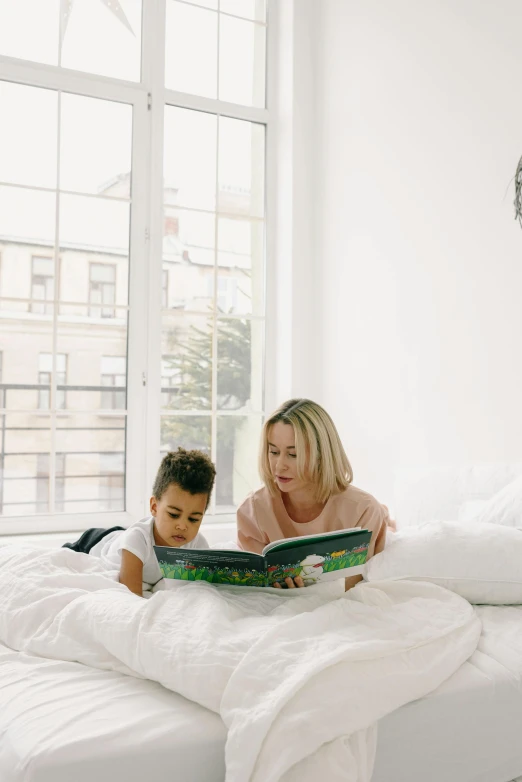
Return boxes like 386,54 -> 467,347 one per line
273,576 -> 305,589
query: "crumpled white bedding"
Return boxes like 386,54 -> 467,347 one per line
0,545 -> 481,782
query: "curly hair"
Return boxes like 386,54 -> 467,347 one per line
152,448 -> 216,507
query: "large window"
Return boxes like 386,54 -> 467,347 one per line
0,1 -> 268,531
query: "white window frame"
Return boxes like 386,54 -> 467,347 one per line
0,0 -> 278,535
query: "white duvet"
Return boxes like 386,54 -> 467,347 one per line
0,545 -> 480,782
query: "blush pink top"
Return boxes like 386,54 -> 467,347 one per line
237,484 -> 388,558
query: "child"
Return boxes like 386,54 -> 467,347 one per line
237,398 -> 391,590
64,448 -> 215,596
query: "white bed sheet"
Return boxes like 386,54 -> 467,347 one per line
0,643 -> 226,782
375,603 -> 522,782
2,606 -> 522,782
374,650 -> 522,782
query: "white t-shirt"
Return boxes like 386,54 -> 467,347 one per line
89,517 -> 209,593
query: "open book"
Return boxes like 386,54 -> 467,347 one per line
154,527 -> 372,588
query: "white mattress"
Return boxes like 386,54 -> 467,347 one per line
374,637 -> 522,781
0,644 -> 226,782
2,606 -> 522,782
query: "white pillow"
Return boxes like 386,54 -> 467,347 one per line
365,521 -> 522,604
472,475 -> 522,527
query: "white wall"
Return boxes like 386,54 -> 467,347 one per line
310,0 -> 522,505
265,0 -> 322,412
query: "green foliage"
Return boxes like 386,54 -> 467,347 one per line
158,560 -> 267,587
161,317 -> 252,503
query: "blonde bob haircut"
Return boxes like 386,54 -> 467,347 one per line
259,398 -> 353,504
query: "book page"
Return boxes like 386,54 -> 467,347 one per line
262,527 -> 364,555
154,546 -> 267,587
263,530 -> 371,586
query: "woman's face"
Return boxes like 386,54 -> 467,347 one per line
268,422 -> 309,494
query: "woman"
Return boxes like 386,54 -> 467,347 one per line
237,398 -> 391,589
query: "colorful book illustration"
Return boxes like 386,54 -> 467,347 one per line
154,527 -> 372,588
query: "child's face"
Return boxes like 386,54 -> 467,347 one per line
150,483 -> 207,547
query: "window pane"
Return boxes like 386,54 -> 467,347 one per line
59,197 -> 129,318
59,195 -> 130,255
218,117 -> 265,217
219,16 -> 266,108
0,186 -> 56,247
164,107 -> 217,212
163,209 -> 215,312
101,356 -> 126,375
217,317 -> 263,411
98,451 -> 125,511
216,415 -> 261,512
0,0 -> 59,66
60,0 -> 142,82
217,217 -> 264,315
56,312 -> 128,410
60,94 -> 132,198
161,415 -> 211,455
100,355 -> 127,410
55,415 -> 126,513
220,0 -> 266,22
36,354 -> 67,410
161,314 -> 212,411
0,414 -> 51,516
165,2 -> 217,98
0,82 -> 58,189
0,310 -> 54,410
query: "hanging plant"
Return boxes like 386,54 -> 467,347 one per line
515,154 -> 522,227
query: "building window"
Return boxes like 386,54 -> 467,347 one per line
38,353 -> 67,410
31,257 -> 54,314
100,356 -> 126,410
89,263 -> 116,318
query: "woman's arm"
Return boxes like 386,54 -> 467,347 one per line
344,573 -> 363,591
237,495 -> 268,554
345,501 -> 387,591
119,549 -> 144,597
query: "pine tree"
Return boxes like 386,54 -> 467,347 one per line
161,317 -> 252,503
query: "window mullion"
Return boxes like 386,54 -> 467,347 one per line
124,88 -> 152,521
49,88 -> 63,515
141,0 -> 167,509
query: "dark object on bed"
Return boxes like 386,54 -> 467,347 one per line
63,526 -> 125,554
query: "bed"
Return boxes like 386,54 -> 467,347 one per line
2,604 -> 522,782
2,464 -> 522,782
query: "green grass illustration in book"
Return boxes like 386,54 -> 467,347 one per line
154,528 -> 372,588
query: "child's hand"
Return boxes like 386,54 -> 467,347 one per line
273,576 -> 305,589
